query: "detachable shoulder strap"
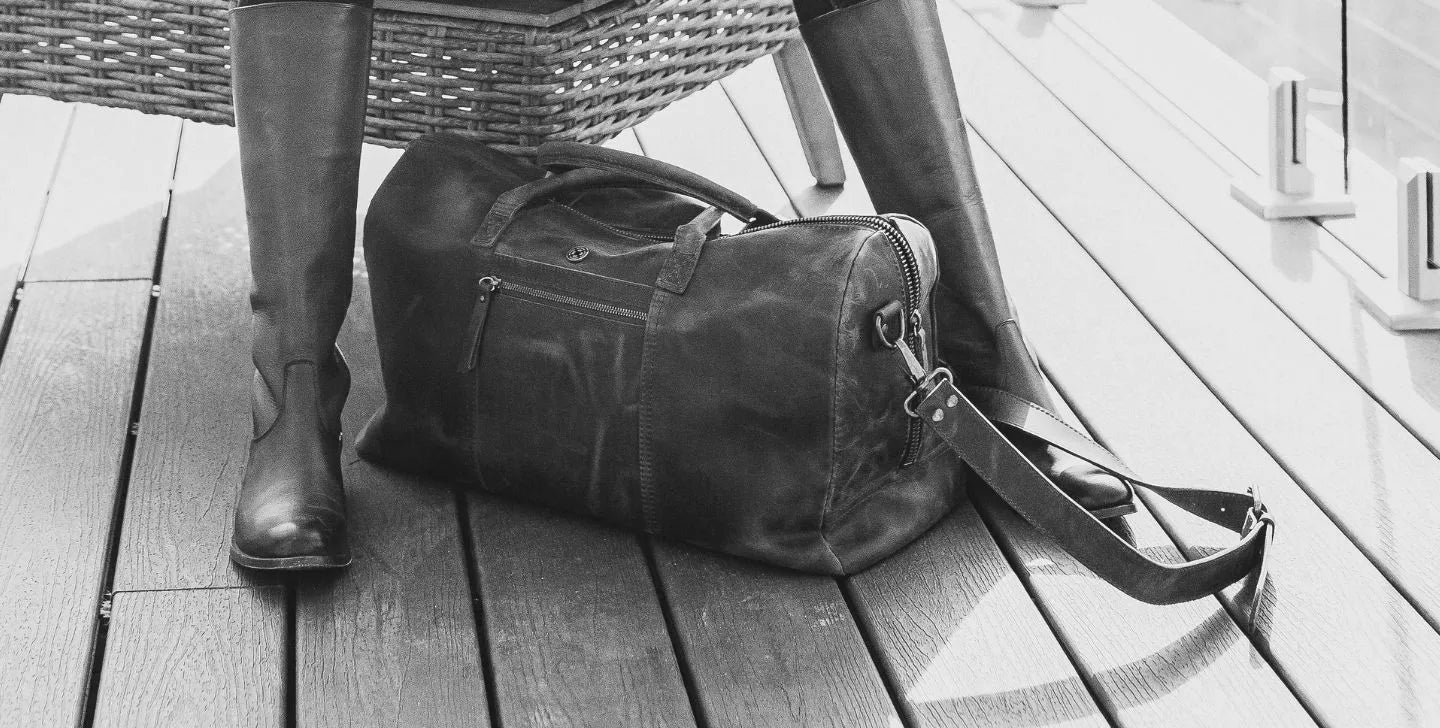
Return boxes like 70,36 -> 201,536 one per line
900,351 -> 1273,609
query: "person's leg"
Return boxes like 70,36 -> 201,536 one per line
795,0 -> 1135,516
228,0 -> 373,569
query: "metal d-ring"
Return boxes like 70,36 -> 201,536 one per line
904,367 -> 955,418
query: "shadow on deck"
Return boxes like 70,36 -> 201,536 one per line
4,2 -> 1440,726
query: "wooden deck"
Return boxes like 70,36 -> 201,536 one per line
5,2 -> 1440,726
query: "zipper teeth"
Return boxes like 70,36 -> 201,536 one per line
738,215 -> 927,465
502,279 -> 649,321
735,215 -> 922,318
555,203 -> 673,242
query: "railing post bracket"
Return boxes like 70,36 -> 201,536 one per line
1355,158 -> 1440,330
1230,68 -> 1355,220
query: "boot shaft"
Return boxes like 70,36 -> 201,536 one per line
230,1 -> 372,389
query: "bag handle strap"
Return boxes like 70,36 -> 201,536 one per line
534,142 -> 783,227
895,344 -> 1273,610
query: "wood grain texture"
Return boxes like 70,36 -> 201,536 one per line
112,120 -> 269,591
0,95 -> 73,289
727,39 -> 1310,728
632,84 -> 799,225
630,93 -> 899,728
737,48 -> 1313,725
0,280 -> 150,728
469,497 -> 695,728
932,5 -> 1440,723
723,62 -> 1111,728
983,0 -> 1440,538
296,143 -> 492,726
847,505 -> 1109,728
948,0 -> 1440,628
963,136 -> 1315,727
719,57 -> 875,220
25,103 -> 182,282
92,587 -> 287,728
651,543 -> 900,728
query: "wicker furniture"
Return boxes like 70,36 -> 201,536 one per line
0,0 -> 843,180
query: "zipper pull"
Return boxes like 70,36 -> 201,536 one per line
459,276 -> 500,373
910,310 -> 929,371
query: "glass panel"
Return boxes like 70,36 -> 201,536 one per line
1345,2 -> 1440,182
1146,0 -> 1346,182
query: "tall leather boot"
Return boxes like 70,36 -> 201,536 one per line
228,1 -> 372,569
800,0 -> 1135,517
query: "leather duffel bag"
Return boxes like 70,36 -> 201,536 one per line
357,134 -> 1272,604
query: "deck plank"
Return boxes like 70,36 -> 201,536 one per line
632,84 -> 799,223
846,505 -> 1110,728
0,280 -> 150,728
112,120 -> 268,591
631,89 -> 900,728
469,497 -> 695,728
933,3 -> 1440,723
24,103 -> 181,282
650,544 -> 900,727
0,95 -> 73,290
980,0 -> 1440,511
92,587 -> 286,728
726,45 -> 1311,727
722,60 -> 1114,728
963,141 -> 1315,727
296,141 -> 493,728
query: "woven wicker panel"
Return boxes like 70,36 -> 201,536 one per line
0,0 -> 797,152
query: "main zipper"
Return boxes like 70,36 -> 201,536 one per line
734,214 -> 928,466
458,275 -> 648,372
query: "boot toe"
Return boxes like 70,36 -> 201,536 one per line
1054,460 -> 1135,517
232,503 -> 350,570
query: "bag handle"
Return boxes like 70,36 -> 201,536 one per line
535,141 -> 783,227
473,165 -> 781,249
895,346 -> 1272,612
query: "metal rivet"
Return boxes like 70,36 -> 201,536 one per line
946,395 -> 959,408
565,246 -> 590,262
931,409 -> 945,422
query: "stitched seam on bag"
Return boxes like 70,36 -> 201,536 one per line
493,249 -> 656,292
827,444 -> 955,523
820,231 -> 878,525
819,232 -> 891,575
636,285 -> 668,534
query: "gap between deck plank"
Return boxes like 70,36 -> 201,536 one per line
933,2 -> 1440,723
987,1 -> 1440,520
295,141 -> 493,728
91,586 -> 286,728
0,95 -> 73,295
949,0 -> 1440,631
632,87 -> 902,728
722,54 -> 1312,728
0,279 -> 151,728
24,103 -> 181,283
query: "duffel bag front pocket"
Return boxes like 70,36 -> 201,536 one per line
463,274 -> 650,529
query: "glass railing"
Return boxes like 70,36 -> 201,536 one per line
1148,0 -> 1346,182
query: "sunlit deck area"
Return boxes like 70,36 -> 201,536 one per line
6,1 -> 1440,726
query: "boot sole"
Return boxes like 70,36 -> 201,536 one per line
229,545 -> 352,571
1088,501 -> 1139,520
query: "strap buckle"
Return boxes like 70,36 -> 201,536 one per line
1240,484 -> 1273,536
904,367 -> 955,418
1240,484 -> 1275,625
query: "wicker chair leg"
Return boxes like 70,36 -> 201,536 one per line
774,39 -> 847,187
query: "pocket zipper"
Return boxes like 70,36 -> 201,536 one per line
459,275 -> 648,372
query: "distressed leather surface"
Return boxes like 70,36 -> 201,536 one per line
358,134 -> 959,574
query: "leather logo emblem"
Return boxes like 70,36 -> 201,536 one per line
566,246 -> 590,262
